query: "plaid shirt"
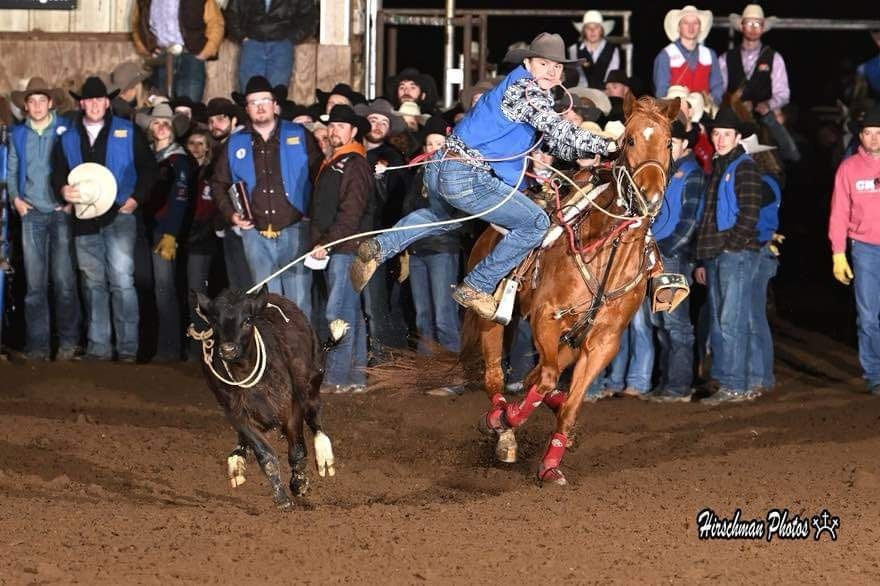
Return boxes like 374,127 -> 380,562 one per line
694,145 -> 763,260
657,153 -> 706,259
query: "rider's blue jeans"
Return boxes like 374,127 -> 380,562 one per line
375,152 -> 549,294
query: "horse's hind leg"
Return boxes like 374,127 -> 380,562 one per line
302,395 -> 336,478
284,399 -> 309,496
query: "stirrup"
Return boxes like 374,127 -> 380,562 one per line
492,278 -> 519,325
651,273 -> 690,313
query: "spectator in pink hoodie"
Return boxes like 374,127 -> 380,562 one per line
828,104 -> 880,395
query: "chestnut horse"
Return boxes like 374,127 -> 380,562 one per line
464,94 -> 679,485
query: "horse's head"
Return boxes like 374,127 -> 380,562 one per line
193,286 -> 268,362
619,94 -> 680,216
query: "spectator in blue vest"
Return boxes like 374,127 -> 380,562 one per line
692,106 -> 765,403
51,77 -> 158,362
225,0 -> 317,92
8,77 -> 81,361
210,76 -> 323,316
646,119 -> 706,402
350,33 -> 614,321
856,30 -> 880,98
136,103 -> 196,361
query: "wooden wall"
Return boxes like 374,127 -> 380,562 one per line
0,1 -> 354,106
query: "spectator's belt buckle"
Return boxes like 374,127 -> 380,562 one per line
651,273 -> 689,313
168,43 -> 184,56
260,224 -> 280,239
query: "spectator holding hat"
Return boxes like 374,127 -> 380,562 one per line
52,76 -> 158,362
131,0 -> 225,102
308,104 -> 373,393
136,102 -> 196,361
225,0 -> 317,92
567,10 -> 621,89
653,5 -> 724,104
8,77 -> 82,361
828,104 -> 880,396
211,75 -> 323,315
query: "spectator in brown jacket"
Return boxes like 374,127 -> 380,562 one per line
308,105 -> 373,393
131,0 -> 225,102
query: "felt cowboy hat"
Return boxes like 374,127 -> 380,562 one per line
11,77 -> 62,110
504,33 -> 582,65
740,133 -> 777,154
709,105 -> 749,134
206,97 -> 237,119
231,75 -> 275,106
569,86 -> 612,116
69,76 -> 120,102
671,119 -> 700,147
422,115 -> 450,137
326,104 -> 371,140
315,83 -> 359,107
572,10 -> 615,37
604,69 -> 631,87
67,163 -> 117,220
355,98 -> 406,134
135,102 -> 188,138
857,104 -> 880,129
384,68 -> 439,106
730,4 -> 778,33
393,101 -> 430,123
664,5 -> 713,44
108,60 -> 151,94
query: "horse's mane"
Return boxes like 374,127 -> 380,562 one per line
628,96 -> 674,130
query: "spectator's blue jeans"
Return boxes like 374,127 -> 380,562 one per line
408,251 -> 461,353
152,246 -> 181,361
507,316 -> 537,382
362,263 -> 408,360
20,209 -> 81,356
606,297 -> 654,393
748,245 -> 778,390
222,229 -> 253,291
650,254 -> 695,395
705,249 -> 760,393
151,51 -> 206,102
75,212 -> 139,359
851,239 -> 880,389
324,253 -> 367,386
238,39 -> 295,91
376,152 -> 550,294
240,221 -> 311,318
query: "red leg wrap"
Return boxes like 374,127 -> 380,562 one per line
502,385 -> 544,428
538,433 -> 568,479
490,393 -> 507,409
542,390 -> 567,412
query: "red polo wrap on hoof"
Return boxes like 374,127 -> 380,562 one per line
538,433 -> 568,478
490,393 -> 507,409
503,385 -> 544,428
543,390 -> 567,412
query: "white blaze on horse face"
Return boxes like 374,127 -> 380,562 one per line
314,431 -> 336,477
642,126 -> 655,141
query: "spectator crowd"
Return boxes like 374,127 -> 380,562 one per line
2,2 -> 879,401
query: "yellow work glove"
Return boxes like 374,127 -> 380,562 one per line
153,234 -> 177,261
832,252 -> 853,285
397,251 -> 410,283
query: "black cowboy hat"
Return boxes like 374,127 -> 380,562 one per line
315,83 -> 358,107
671,119 -> 699,147
605,69 -> 631,87
857,104 -> 880,129
384,68 -> 440,109
231,75 -> 275,105
70,76 -> 120,101
503,33 -> 582,65
709,105 -> 749,134
422,115 -> 450,137
206,97 -> 237,119
327,104 -> 370,141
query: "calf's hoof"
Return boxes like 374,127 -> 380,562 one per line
495,429 -> 518,463
538,467 -> 568,486
227,454 -> 247,488
290,472 -> 310,497
314,432 -> 336,477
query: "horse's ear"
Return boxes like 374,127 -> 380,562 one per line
662,97 -> 681,122
623,91 -> 636,120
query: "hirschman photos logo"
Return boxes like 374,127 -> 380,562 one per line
696,508 -> 839,542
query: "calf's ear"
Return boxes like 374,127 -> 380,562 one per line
250,284 -> 269,313
192,290 -> 213,319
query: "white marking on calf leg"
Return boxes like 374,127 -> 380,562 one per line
313,431 -> 336,477
227,454 -> 247,488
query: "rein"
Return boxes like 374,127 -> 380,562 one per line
187,303 -> 291,389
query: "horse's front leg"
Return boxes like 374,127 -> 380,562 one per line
539,327 -> 621,485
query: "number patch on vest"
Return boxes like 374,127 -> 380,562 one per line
113,129 -> 128,138
286,136 -> 300,145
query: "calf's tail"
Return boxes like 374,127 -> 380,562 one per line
321,319 -> 350,352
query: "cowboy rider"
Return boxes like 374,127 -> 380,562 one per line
349,33 -> 616,320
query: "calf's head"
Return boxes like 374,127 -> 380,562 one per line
192,286 -> 268,362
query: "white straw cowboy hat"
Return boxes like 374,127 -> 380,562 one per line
741,133 -> 777,154
603,120 -> 626,140
664,5 -> 713,43
730,4 -> 778,33
393,101 -> 430,123
67,163 -> 118,220
572,10 -> 615,37
686,91 -> 706,123
664,85 -> 691,101
569,87 -> 612,116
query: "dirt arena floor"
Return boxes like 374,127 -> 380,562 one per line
1,318 -> 879,584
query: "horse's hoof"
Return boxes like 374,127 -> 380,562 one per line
539,467 -> 568,486
495,429 -> 518,463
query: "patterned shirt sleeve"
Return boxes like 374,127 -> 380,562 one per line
500,78 -> 611,161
